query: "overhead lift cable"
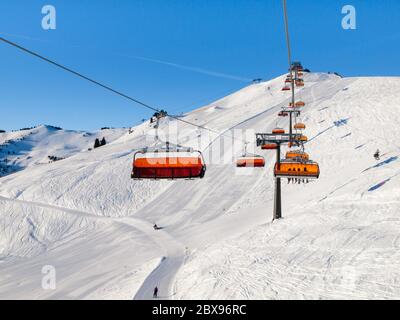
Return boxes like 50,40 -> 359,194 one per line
0,36 -> 246,145
282,0 -> 296,141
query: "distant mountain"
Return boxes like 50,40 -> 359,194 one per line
0,125 -> 127,177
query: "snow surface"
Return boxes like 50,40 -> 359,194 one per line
1,73 -> 400,299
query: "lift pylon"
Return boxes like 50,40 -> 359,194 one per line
256,133 -> 302,220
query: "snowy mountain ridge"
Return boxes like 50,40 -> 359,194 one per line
0,124 -> 127,177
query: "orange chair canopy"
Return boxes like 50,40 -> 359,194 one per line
274,161 -> 319,179
272,128 -> 285,134
294,135 -> 308,142
294,123 -> 306,130
285,150 -> 309,160
131,152 -> 206,179
262,143 -> 278,150
236,156 -> 265,168
289,101 -> 305,107
134,156 -> 202,168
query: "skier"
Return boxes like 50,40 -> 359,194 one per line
374,149 -> 380,160
153,224 -> 159,230
153,286 -> 158,298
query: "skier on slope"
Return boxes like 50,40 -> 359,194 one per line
153,223 -> 159,230
374,149 -> 380,160
153,286 -> 158,298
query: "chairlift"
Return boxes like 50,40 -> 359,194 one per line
285,150 -> 309,160
278,111 -> 289,117
294,135 -> 308,142
131,142 -> 206,179
236,143 -> 265,167
274,159 -> 320,179
262,143 -> 278,150
294,123 -> 306,130
272,128 -> 285,134
289,101 -> 305,108
236,156 -> 265,167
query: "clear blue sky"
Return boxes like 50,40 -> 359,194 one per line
1,0 -> 399,131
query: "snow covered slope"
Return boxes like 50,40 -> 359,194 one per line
1,73 -> 400,299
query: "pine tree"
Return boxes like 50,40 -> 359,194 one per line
100,137 -> 106,146
94,138 -> 101,149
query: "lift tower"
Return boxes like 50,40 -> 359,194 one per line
256,133 -> 302,220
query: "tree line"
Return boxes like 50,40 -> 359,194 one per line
94,137 -> 107,149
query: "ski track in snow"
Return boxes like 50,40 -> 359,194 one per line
0,195 -> 182,299
121,217 -> 186,300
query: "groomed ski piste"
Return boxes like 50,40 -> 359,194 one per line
1,72 -> 400,299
